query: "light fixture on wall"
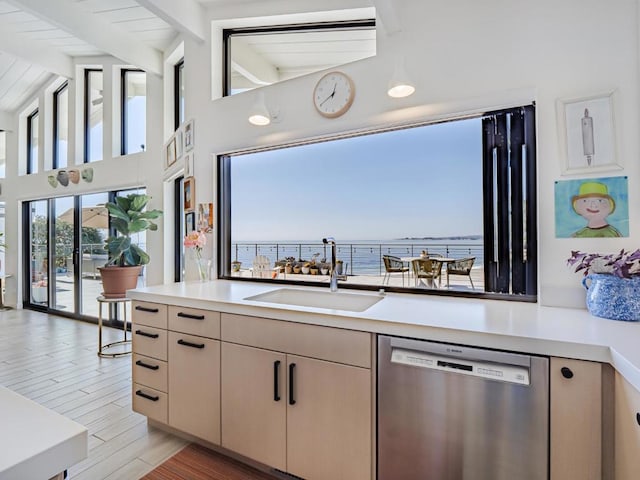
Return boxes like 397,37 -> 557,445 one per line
387,57 -> 415,98
248,91 -> 273,126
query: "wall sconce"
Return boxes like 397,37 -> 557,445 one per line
387,57 -> 415,98
248,91 -> 278,126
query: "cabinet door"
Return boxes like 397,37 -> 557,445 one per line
615,372 -> 640,480
286,355 -> 371,480
550,357 -> 611,480
168,332 -> 220,444
221,343 -> 286,471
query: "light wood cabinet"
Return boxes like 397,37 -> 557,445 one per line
168,331 -> 220,444
614,372 -> 640,480
550,357 -> 613,480
220,314 -> 372,480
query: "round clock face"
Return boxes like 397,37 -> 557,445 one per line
313,71 -> 355,118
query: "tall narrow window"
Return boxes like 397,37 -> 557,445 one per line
174,59 -> 185,129
85,69 -> 103,162
53,82 -> 69,169
27,109 -> 39,174
121,69 -> 146,155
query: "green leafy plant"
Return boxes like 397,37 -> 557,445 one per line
104,194 -> 163,267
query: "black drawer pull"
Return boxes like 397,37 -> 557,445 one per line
560,367 -> 574,379
177,339 -> 205,349
135,360 -> 159,371
274,360 -> 281,402
177,312 -> 205,320
135,330 -> 159,339
636,412 -> 640,426
135,390 -> 159,402
289,363 -> 296,405
135,306 -> 159,313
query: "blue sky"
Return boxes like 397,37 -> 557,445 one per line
231,117 -> 483,241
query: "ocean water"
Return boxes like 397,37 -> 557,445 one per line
231,239 -> 484,275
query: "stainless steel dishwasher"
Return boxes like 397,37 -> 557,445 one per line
378,335 -> 549,480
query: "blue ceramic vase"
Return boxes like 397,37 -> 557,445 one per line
582,273 -> 640,321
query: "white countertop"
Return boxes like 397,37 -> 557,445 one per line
0,386 -> 88,480
128,280 -> 640,391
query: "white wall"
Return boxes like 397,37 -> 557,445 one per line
179,0 -> 639,307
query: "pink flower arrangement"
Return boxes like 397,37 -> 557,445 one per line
184,230 -> 207,259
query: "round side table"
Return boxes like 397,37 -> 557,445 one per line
97,296 -> 132,358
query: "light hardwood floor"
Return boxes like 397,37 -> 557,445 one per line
0,308 -> 187,480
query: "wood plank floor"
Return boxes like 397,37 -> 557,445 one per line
0,308 -> 187,480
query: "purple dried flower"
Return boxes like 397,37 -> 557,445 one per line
567,250 -> 640,279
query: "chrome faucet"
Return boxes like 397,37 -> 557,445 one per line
322,237 -> 339,292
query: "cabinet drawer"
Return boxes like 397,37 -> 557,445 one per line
221,314 -> 371,368
168,306 -> 220,339
133,353 -> 167,393
133,383 -> 167,424
132,325 -> 167,361
132,301 -> 167,329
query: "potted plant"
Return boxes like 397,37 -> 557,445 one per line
567,249 -> 640,321
301,262 -> 311,274
98,193 -> 163,298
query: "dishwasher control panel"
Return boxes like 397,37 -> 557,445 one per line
391,348 -> 530,385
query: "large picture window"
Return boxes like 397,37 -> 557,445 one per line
121,69 -> 146,155
27,109 -> 39,174
84,69 -> 103,162
218,105 -> 537,300
53,82 -> 69,169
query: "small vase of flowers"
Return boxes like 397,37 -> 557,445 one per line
567,249 -> 640,321
184,230 -> 209,281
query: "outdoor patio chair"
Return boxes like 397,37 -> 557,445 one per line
382,255 -> 409,286
411,258 -> 443,288
446,257 -> 476,289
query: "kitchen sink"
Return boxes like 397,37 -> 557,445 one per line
244,288 -> 384,312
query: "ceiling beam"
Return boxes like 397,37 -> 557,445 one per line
0,21 -> 74,78
0,110 -> 12,131
231,37 -> 279,86
371,0 -> 401,34
10,0 -> 163,75
136,0 -> 207,43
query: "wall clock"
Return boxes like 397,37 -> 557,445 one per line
313,71 -> 355,118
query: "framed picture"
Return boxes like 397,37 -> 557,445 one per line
184,152 -> 194,177
557,91 -> 620,175
185,211 -> 195,233
165,136 -> 177,169
184,119 -> 194,152
175,129 -> 184,159
198,202 -> 214,232
184,176 -> 195,212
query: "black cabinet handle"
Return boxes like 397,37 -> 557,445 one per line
560,367 -> 574,379
177,312 -> 205,320
135,360 -> 159,371
135,390 -> 159,402
177,339 -> 205,349
274,360 -> 281,402
135,329 -> 159,339
289,363 -> 296,405
135,306 -> 159,313
636,412 -> 640,426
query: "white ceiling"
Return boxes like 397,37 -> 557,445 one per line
0,0 -> 384,119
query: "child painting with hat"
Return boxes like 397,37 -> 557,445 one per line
571,181 -> 622,237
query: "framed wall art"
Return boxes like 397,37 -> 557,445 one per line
557,91 -> 620,175
184,119 -> 194,152
185,211 -> 195,233
164,135 -> 177,169
184,152 -> 194,177
184,176 -> 195,212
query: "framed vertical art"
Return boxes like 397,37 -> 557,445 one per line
175,129 -> 184,159
557,90 -> 621,175
185,211 -> 195,233
198,202 -> 214,232
164,135 -> 177,169
184,119 -> 195,152
184,152 -> 194,177
183,176 -> 195,212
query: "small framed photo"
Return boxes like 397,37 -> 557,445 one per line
184,119 -> 194,152
198,202 -> 214,232
185,211 -> 195,234
184,152 -> 194,177
183,176 -> 195,212
175,129 -> 184,159
557,91 -> 621,175
165,136 -> 177,169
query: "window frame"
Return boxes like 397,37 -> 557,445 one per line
52,81 -> 69,169
26,108 -> 39,174
217,105 -> 537,302
222,19 -> 376,97
174,59 -> 185,130
84,68 -> 103,163
120,68 -> 146,155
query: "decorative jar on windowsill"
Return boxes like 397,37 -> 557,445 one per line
568,250 -> 640,321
